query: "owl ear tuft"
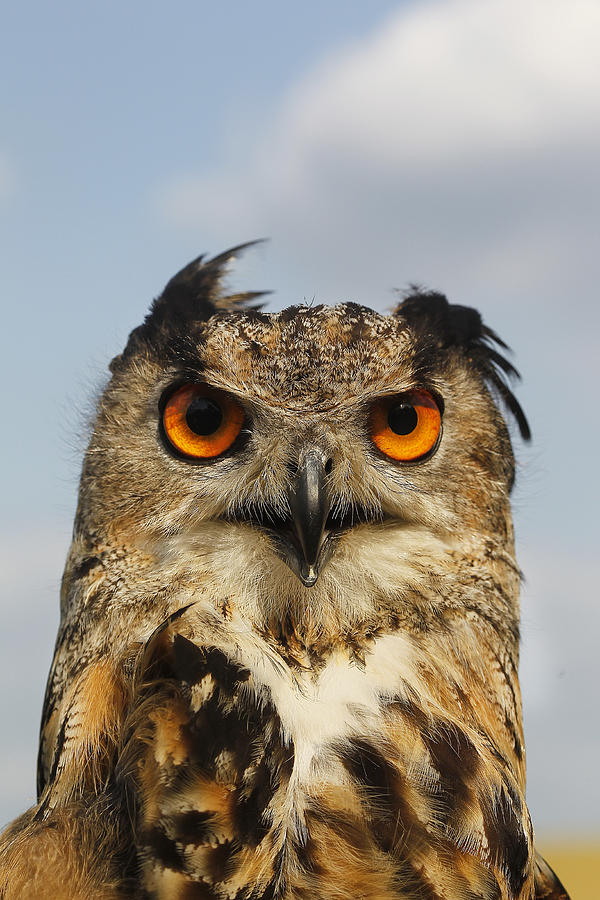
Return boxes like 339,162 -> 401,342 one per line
395,289 -> 531,441
114,241 -> 269,367
160,240 -> 270,315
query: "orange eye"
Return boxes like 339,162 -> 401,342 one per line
162,384 -> 244,459
370,390 -> 442,461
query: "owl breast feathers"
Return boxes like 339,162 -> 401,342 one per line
0,245 -> 569,900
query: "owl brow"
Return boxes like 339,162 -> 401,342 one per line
158,341 -> 210,374
165,369 -> 207,389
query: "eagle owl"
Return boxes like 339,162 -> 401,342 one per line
0,245 -> 569,900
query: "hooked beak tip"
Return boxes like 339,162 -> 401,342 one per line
299,564 -> 319,588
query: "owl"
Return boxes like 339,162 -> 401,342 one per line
0,244 -> 570,900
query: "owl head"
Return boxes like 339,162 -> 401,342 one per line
74,245 -> 529,635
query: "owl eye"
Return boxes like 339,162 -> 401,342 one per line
162,384 -> 244,459
370,390 -> 442,461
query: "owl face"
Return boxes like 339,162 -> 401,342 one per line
77,259 -> 522,633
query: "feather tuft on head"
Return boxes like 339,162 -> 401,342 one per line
395,289 -> 531,441
112,242 -> 269,370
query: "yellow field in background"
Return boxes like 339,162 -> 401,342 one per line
539,840 -> 599,900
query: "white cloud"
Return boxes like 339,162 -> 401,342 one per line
155,0 -> 600,306
276,0 -> 600,169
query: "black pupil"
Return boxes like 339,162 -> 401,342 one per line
185,396 -> 223,436
388,402 -> 418,435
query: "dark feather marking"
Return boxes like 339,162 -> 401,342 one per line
461,600 -> 520,648
534,853 -> 570,900
493,652 -> 520,718
72,555 -> 102,579
504,712 -> 524,762
168,810 -> 215,845
170,635 -> 212,683
232,760 -> 279,847
420,720 -> 480,819
500,774 -> 524,823
295,836 -> 320,877
482,784 -> 530,896
142,825 -> 186,872
305,805 -> 447,900
41,713 -> 70,799
340,738 -> 399,797
176,882 -> 219,899
201,840 -> 236,884
256,844 -> 288,900
277,305 -> 304,325
338,738 -> 426,848
170,637 -> 251,689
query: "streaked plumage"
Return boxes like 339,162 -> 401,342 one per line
0,245 -> 569,899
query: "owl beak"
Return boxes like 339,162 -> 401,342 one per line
287,449 -> 332,587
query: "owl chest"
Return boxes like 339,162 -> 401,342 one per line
148,632 -> 402,804
135,632 -> 422,897
133,629 -> 532,899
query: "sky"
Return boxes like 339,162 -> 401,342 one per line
1,0 -> 599,837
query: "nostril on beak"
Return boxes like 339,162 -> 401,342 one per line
288,453 -> 332,479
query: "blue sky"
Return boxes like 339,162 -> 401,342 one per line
1,0 -> 599,836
